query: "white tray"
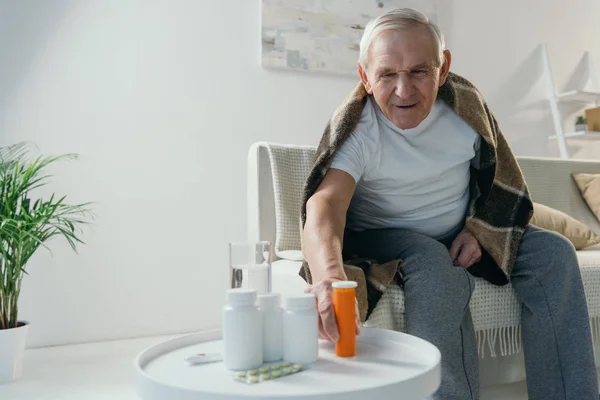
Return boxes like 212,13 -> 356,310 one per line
134,327 -> 441,400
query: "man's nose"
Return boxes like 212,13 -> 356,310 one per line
394,73 -> 416,99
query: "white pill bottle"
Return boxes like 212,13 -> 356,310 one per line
283,293 -> 319,364
223,288 -> 263,370
258,293 -> 284,362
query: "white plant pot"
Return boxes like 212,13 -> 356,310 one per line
0,322 -> 29,383
575,123 -> 587,132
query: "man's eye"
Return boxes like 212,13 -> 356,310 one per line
382,73 -> 396,78
411,69 -> 428,75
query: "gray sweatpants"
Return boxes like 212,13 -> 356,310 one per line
344,225 -> 598,400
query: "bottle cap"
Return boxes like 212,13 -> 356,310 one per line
257,293 -> 281,308
227,288 -> 257,305
332,281 -> 358,289
285,294 -> 316,310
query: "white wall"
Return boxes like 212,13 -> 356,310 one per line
441,0 -> 600,158
1,0 -> 599,348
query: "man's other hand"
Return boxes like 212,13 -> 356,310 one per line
450,227 -> 482,268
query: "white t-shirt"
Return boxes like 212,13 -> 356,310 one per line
330,96 -> 481,239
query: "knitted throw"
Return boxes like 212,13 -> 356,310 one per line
299,72 -> 534,321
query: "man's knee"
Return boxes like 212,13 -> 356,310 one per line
402,239 -> 474,300
404,239 -> 453,270
534,230 -> 576,261
525,229 -> 579,279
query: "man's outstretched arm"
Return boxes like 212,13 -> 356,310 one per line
303,168 -> 357,342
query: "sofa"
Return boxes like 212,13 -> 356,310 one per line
247,142 -> 600,398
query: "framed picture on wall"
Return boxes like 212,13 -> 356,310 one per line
260,0 -> 439,76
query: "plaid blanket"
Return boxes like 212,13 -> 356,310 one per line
299,72 -> 534,321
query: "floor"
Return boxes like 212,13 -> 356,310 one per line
0,335 -> 174,400
481,381 -> 528,400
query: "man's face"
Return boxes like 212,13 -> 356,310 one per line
359,26 -> 451,130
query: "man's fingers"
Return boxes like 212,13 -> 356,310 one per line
315,287 -> 339,343
449,240 -> 462,262
465,249 -> 483,268
355,300 -> 361,335
317,304 -> 338,342
320,305 -> 340,342
465,254 -> 480,268
448,228 -> 482,268
457,245 -> 473,268
464,256 -> 477,269
458,243 -> 482,268
318,315 -> 331,341
318,315 -> 326,340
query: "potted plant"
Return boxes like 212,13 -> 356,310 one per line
575,115 -> 587,132
0,142 -> 93,383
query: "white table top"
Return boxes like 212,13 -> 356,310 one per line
0,330 -> 531,400
136,327 -> 441,400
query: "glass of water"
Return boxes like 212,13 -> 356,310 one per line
229,241 -> 272,294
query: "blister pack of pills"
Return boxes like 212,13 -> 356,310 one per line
231,362 -> 304,384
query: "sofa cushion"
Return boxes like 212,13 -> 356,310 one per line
573,173 -> 600,223
530,202 -> 600,249
517,157 -> 600,234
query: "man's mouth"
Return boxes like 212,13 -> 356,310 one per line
395,103 -> 417,109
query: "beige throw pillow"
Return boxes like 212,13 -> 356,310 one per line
530,202 -> 600,249
572,173 -> 600,223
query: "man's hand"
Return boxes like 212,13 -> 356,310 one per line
304,277 -> 361,343
449,227 -> 482,268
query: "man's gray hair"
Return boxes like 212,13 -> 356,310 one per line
359,8 -> 445,68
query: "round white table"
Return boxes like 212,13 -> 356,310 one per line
134,327 -> 441,400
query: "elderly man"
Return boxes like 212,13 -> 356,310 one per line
301,7 -> 597,400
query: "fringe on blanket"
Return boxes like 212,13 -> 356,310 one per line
476,316 -> 600,358
476,326 -> 522,358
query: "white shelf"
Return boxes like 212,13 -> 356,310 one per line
549,130 -> 600,140
558,90 -> 600,104
542,48 -> 600,157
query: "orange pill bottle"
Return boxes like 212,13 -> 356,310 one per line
332,281 -> 358,357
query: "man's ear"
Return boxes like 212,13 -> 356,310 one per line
438,50 -> 452,87
358,62 -> 373,94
